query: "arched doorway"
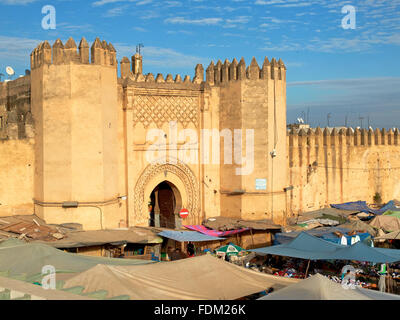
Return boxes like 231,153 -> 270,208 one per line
149,181 -> 182,229
133,161 -> 200,227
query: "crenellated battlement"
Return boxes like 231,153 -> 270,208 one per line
288,127 -> 400,147
120,54 -> 202,86
205,56 -> 286,85
30,37 -> 117,70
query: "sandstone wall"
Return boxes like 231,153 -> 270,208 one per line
288,127 -> 400,217
0,139 -> 34,216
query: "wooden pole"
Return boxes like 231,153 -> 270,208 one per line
304,259 -> 311,279
249,229 -> 255,248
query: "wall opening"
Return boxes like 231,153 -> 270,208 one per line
149,181 -> 182,229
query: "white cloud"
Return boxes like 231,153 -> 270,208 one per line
0,0 -> 37,4
165,17 -> 222,25
133,27 -> 147,32
114,43 -> 206,68
103,5 -> 128,17
92,0 -> 126,6
0,35 -> 41,64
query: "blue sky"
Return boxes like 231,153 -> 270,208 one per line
1,0 -> 400,128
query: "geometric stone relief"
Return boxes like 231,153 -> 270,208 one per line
133,94 -> 199,128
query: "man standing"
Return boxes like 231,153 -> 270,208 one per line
378,262 -> 387,292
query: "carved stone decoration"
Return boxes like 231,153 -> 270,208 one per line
134,160 -> 200,226
132,94 -> 198,128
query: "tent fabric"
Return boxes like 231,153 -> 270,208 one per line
252,232 -> 343,260
0,239 -> 154,282
326,241 -> 399,263
331,200 -> 397,215
273,227 -> 351,245
369,216 -> 400,233
383,210 -> 400,218
251,232 -> 400,263
339,219 -> 378,237
286,208 -> 355,226
158,230 -> 224,242
63,254 -> 299,300
202,217 -> 281,231
184,225 -> 249,237
375,230 -> 400,240
0,275 -> 94,300
374,247 -> 400,261
320,232 -> 371,246
259,273 -> 400,300
32,228 -> 163,248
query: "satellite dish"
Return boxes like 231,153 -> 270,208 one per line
6,66 -> 15,76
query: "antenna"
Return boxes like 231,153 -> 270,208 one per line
359,114 -> 364,129
136,43 -> 144,55
5,66 -> 15,80
327,113 -> 332,127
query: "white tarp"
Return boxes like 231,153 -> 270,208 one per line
260,273 -> 400,300
64,254 -> 299,300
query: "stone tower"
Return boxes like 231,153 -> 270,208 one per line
205,56 -> 287,224
30,37 -> 123,230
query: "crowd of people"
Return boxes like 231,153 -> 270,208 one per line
242,253 -> 400,294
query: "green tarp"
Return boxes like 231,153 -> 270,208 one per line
383,210 -> 400,218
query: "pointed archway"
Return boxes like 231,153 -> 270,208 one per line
133,160 -> 199,227
149,181 -> 183,228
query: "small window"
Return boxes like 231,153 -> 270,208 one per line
0,116 -> 3,129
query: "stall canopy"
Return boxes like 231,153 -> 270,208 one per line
339,219 -> 378,237
259,273 -> 400,300
273,227 -> 370,245
32,228 -> 163,248
184,225 -> 249,237
375,230 -> 400,240
0,238 -> 154,282
63,254 -> 299,300
369,215 -> 400,233
158,230 -> 224,242
252,232 -> 343,260
202,217 -> 281,231
331,200 -> 397,215
251,232 -> 400,263
383,210 -> 400,218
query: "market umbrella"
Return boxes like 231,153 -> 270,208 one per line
215,243 -> 244,256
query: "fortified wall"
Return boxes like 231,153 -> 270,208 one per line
0,36 -> 398,229
0,76 -> 34,216
288,127 -> 400,217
